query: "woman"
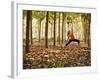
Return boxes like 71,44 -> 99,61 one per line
66,30 -> 80,46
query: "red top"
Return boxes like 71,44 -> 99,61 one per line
67,32 -> 75,40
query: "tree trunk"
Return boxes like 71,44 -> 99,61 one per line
29,11 -> 32,45
81,15 -> 87,43
83,20 -> 87,42
67,22 -> 69,31
85,20 -> 87,43
45,12 -> 49,48
41,23 -> 44,40
58,13 -> 60,44
38,20 -> 41,43
88,14 -> 91,47
62,13 -> 64,43
25,11 -> 31,53
53,12 -> 56,47
51,24 -> 52,39
51,23 -> 53,40
88,21 -> 90,47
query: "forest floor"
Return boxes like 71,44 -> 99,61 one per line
23,42 -> 91,69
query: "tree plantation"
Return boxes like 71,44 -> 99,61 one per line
23,10 -> 91,69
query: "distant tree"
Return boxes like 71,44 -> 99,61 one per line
66,13 -> 79,31
49,12 -> 54,39
81,13 -> 91,47
81,14 -> 87,42
32,11 -> 45,43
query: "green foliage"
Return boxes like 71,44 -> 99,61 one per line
48,12 -> 54,24
23,10 -> 27,19
32,11 -> 46,21
65,12 -> 80,23
81,13 -> 91,23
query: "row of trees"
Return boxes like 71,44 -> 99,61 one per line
23,10 -> 91,53
81,14 -> 91,47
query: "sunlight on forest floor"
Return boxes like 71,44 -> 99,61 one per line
23,11 -> 91,69
23,43 -> 91,69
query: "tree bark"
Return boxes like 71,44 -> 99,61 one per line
81,14 -> 87,43
87,14 -> 91,47
62,13 -> 64,43
45,12 -> 49,48
82,14 -> 91,47
38,20 -> 41,43
25,11 -> 31,53
53,12 -> 56,47
29,11 -> 32,44
58,13 -> 60,44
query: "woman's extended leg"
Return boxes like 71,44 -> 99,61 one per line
73,39 -> 80,45
66,40 -> 72,46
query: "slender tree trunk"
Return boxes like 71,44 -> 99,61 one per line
45,12 -> 49,48
88,14 -> 91,47
29,11 -> 32,44
54,12 -> 56,47
68,22 -> 69,31
85,17 -> 89,46
51,24 -> 53,45
42,23 -> 43,40
82,19 -> 86,42
62,13 -> 64,43
25,11 -> 31,53
38,20 -> 41,43
51,24 -> 52,39
88,21 -> 90,47
23,10 -> 26,46
81,15 -> 87,43
84,20 -> 87,43
58,13 -> 60,44
72,22 -> 73,33
50,23 -> 53,39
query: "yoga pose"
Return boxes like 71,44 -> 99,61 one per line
66,30 -> 80,46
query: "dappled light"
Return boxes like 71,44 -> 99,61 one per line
23,10 -> 91,69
